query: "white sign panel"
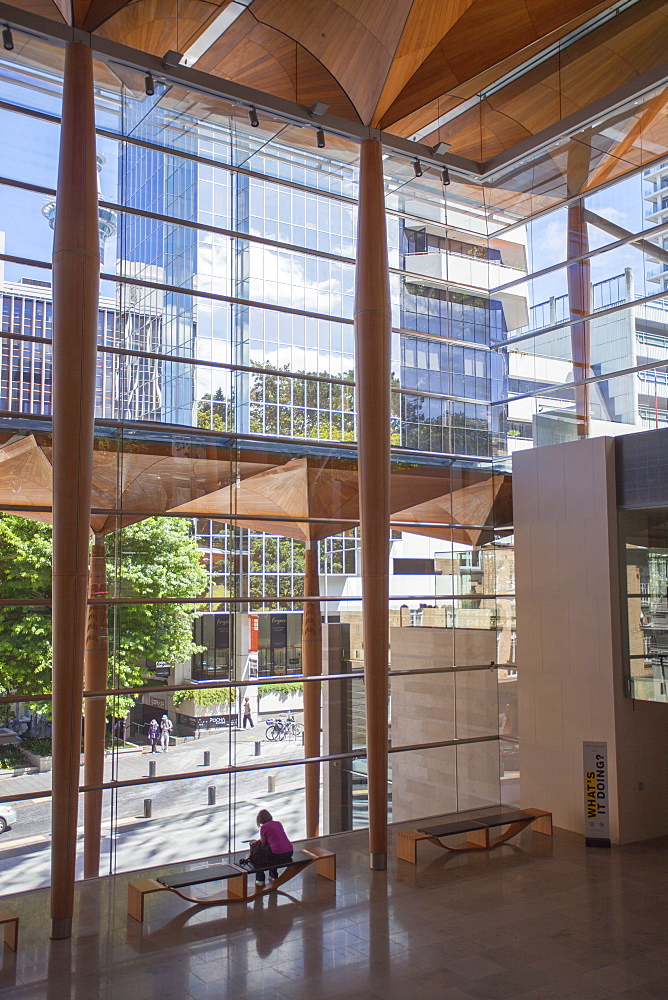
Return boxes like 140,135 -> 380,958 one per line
583,741 -> 610,847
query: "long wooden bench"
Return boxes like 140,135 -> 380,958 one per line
128,846 -> 336,922
397,807 -> 552,864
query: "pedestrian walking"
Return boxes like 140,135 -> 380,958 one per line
160,713 -> 173,752
243,697 -> 254,729
147,718 -> 160,753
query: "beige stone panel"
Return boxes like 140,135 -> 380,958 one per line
566,595 -> 602,677
519,743 -> 547,810
512,448 -> 539,524
556,520 -> 589,596
390,747 -> 458,823
563,437 -> 596,523
559,674 -> 593,745
533,673 -> 565,752
529,522 -> 559,596
536,444 -> 566,524
544,749 -> 579,832
456,741 -> 501,811
455,668 -> 498,739
515,595 -> 544,672
517,669 -> 536,746
540,597 -> 570,676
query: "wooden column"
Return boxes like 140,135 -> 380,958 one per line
302,541 -> 321,837
51,42 -> 100,939
83,538 -> 108,879
354,139 -> 391,869
567,200 -> 591,437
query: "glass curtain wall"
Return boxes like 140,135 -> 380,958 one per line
0,39 -> 515,890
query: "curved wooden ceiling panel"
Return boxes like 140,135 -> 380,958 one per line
195,16 -> 360,120
377,0 -> 605,129
96,0 -> 228,54
249,0 -> 414,124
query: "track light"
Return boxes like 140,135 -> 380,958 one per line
144,72 -> 155,97
2,24 -> 13,51
248,106 -> 259,127
412,159 -> 423,177
441,168 -> 451,187
316,127 -> 325,149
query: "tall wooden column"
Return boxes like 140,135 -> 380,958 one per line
354,139 -> 391,869
567,200 -> 590,437
302,541 -> 321,837
51,42 -> 100,939
83,538 -> 108,879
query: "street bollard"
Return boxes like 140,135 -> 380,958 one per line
208,786 -> 216,806
143,798 -> 152,818
267,775 -> 275,794
254,741 -> 261,756
148,760 -> 156,778
203,750 -> 210,767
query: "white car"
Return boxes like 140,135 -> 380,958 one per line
0,803 -> 17,834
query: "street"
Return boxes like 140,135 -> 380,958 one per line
0,725 -> 313,893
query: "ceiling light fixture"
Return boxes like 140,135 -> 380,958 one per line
316,128 -> 326,148
248,106 -> 259,127
413,159 -> 423,177
2,24 -> 13,51
144,72 -> 155,97
441,168 -> 451,187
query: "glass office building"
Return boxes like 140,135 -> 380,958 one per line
0,19 -> 667,900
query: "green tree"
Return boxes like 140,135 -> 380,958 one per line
0,514 -> 208,706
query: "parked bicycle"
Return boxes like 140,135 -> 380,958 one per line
264,714 -> 304,742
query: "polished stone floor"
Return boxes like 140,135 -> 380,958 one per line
0,824 -> 666,1000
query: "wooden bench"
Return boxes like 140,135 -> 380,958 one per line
128,846 -> 336,922
397,807 -> 552,864
0,909 -> 18,951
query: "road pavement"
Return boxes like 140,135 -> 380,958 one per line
0,724 -> 313,893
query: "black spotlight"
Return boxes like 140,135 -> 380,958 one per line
441,168 -> 451,186
248,106 -> 259,127
316,127 -> 325,148
144,72 -> 155,97
412,158 -> 423,177
2,25 -> 13,51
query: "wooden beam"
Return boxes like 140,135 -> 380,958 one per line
302,541 -> 321,838
354,138 -> 391,870
83,537 -> 108,880
50,41 -> 100,940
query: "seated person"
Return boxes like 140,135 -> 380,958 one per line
250,809 -> 293,885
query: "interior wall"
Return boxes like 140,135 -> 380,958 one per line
514,436 -> 668,843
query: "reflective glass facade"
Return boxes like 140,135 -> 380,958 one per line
1,26 -> 667,891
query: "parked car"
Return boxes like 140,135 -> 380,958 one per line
0,728 -> 20,746
0,803 -> 17,834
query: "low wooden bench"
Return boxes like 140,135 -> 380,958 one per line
397,807 -> 552,864
0,909 -> 18,951
128,846 -> 336,922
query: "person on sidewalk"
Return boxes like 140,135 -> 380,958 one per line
243,697 -> 254,729
160,713 -> 173,752
249,809 -> 293,886
147,719 -> 160,753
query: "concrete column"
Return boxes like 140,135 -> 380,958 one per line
302,541 -> 321,837
83,538 -> 108,879
50,42 -> 100,938
354,139 -> 391,869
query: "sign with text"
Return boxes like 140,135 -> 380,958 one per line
583,741 -> 611,847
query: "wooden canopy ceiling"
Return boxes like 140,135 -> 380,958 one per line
13,0 -> 668,182
0,434 -> 511,546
